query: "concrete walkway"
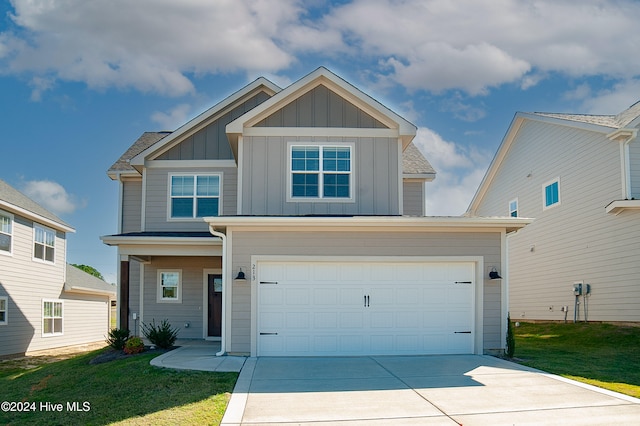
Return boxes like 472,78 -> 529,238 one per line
150,341 -> 246,372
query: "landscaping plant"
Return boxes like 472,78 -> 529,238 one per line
142,319 -> 179,349
124,336 -> 145,354
505,312 -> 515,358
106,327 -> 130,350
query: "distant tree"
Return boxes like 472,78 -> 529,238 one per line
72,264 -> 104,280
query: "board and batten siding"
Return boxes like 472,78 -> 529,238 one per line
0,214 -> 69,356
144,166 -> 237,232
241,136 -> 400,215
121,179 -> 142,233
629,137 -> 640,199
403,181 -> 425,216
475,120 -> 640,322
226,230 -> 503,355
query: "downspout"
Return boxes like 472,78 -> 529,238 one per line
208,225 -> 227,357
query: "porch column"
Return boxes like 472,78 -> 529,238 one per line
120,256 -> 130,331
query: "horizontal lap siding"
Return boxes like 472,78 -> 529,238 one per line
477,120 -> 640,322
228,230 -> 502,354
122,179 -> 142,233
630,138 -> 640,199
403,181 -> 425,216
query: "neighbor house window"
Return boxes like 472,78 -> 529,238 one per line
0,211 -> 12,255
290,144 -> 352,199
509,199 -> 518,217
169,174 -> 220,218
34,225 -> 55,263
43,300 -> 63,336
0,296 -> 7,325
543,178 -> 560,209
158,270 -> 181,303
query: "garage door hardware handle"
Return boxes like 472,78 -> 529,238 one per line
260,332 -> 278,335
455,331 -> 472,334
454,281 -> 472,284
260,281 -> 278,285
364,295 -> 370,307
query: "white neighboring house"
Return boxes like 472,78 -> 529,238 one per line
468,102 -> 640,323
0,179 -> 116,357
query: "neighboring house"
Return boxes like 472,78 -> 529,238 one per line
102,67 -> 529,357
0,179 -> 116,357
468,102 -> 640,323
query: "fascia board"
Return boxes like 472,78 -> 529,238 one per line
605,199 -> 640,215
130,78 -> 281,166
403,173 -> 436,181
0,200 -> 75,233
100,235 -> 222,246
65,285 -> 116,296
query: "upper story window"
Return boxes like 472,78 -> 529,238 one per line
43,300 -> 63,336
169,174 -> 221,219
543,178 -> 561,210
34,225 -> 55,263
0,210 -> 12,255
509,199 -> 518,217
290,144 -> 352,200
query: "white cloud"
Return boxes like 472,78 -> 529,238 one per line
578,79 -> 640,115
22,180 -> 84,215
151,104 -> 192,130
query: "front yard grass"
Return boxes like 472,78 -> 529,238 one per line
513,322 -> 640,398
0,348 -> 237,425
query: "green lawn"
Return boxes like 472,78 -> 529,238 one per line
513,322 -> 640,398
0,349 -> 237,425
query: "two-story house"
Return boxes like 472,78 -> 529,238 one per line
102,67 -> 529,357
0,179 -> 116,357
468,102 -> 640,323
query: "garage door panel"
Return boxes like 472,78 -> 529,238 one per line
314,312 -> 337,328
285,312 -> 309,329
285,288 -> 310,305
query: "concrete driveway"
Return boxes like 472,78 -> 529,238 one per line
221,355 -> 640,425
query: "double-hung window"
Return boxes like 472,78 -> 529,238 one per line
0,296 -> 7,325
509,199 -> 518,217
34,225 -> 55,263
158,270 -> 181,303
43,300 -> 63,336
290,145 -> 352,200
543,178 -> 560,210
0,211 -> 12,255
170,174 -> 220,218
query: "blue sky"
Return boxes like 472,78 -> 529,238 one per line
1,0 -> 639,283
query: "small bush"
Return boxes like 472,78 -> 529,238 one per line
124,337 -> 145,355
506,312 -> 515,358
142,319 -> 179,349
106,328 -> 130,350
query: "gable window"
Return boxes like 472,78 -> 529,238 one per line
170,174 -> 220,219
509,199 -> 518,217
43,300 -> 63,336
543,178 -> 561,209
158,270 -> 181,303
34,225 -> 55,263
290,144 -> 352,200
0,211 -> 12,255
0,296 -> 7,325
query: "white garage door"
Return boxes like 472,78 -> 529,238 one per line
257,260 -> 475,356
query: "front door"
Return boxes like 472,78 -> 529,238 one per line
207,274 -> 222,337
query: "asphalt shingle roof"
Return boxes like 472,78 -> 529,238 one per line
65,264 -> 116,295
534,100 -> 640,129
0,179 -> 72,230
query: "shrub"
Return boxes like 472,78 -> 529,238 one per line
506,312 -> 515,358
124,337 -> 145,355
142,319 -> 179,349
106,328 -> 130,350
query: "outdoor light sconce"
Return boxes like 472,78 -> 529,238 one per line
235,267 -> 247,281
489,267 -> 502,280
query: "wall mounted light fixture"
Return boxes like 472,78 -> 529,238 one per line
235,267 -> 247,280
489,267 -> 502,280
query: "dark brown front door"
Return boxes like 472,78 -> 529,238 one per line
208,274 -> 222,337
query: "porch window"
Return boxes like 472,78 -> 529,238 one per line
290,144 -> 352,200
34,225 -> 55,263
158,270 -> 182,303
43,300 -> 63,336
0,210 -> 12,254
0,296 -> 7,325
170,174 -> 221,219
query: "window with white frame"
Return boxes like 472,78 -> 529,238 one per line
290,144 -> 352,199
0,211 -> 12,254
509,198 -> 518,217
158,270 -> 181,302
0,296 -> 7,325
169,174 -> 220,218
34,225 -> 55,263
43,300 -> 63,335
543,178 -> 561,209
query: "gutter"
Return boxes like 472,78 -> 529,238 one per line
207,225 -> 227,357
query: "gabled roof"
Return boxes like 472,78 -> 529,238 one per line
126,77 -> 281,171
107,131 -> 171,178
65,264 -> 116,296
467,100 -> 640,215
225,67 -> 418,154
0,179 -> 74,232
403,143 -> 436,179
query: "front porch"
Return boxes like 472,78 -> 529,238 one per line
150,340 -> 246,372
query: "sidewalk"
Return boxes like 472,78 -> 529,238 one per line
150,340 -> 246,372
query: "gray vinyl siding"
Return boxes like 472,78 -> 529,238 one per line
476,120 -> 640,322
403,181 -> 425,216
227,230 -> 503,355
128,260 -> 141,335
241,136 -> 400,215
121,179 -> 142,233
629,137 -> 640,199
255,84 -> 388,128
157,91 -> 271,160
144,166 -> 238,231
141,256 -> 222,340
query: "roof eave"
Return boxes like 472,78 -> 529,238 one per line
0,200 -> 75,233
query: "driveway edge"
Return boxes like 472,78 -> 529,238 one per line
221,357 -> 257,426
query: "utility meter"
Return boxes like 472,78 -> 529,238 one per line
573,282 -> 582,296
